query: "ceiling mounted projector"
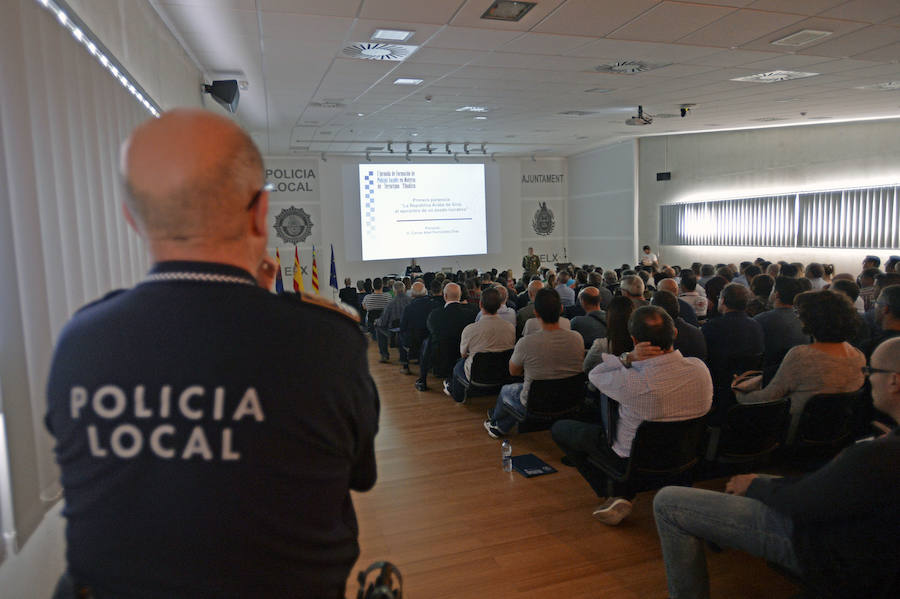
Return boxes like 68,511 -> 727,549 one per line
203,80 -> 239,113
625,105 -> 653,126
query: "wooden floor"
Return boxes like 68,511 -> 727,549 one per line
349,342 -> 799,599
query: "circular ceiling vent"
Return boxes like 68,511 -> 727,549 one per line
343,42 -> 415,61
595,60 -> 668,74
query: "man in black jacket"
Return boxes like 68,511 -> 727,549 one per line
338,277 -> 360,312
651,290 -> 707,361
404,280 -> 443,383
653,337 -> 900,599
422,282 -> 476,391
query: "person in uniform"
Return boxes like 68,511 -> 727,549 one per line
522,246 -> 541,277
45,109 -> 379,599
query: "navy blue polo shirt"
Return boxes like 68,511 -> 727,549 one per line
45,261 -> 379,598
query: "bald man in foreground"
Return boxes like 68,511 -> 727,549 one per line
654,337 -> 900,599
46,110 -> 379,599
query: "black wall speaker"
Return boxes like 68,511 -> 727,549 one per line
203,80 -> 239,113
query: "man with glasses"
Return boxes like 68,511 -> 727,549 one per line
46,110 -> 379,599
653,336 -> 900,599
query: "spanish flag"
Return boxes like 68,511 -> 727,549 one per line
311,245 -> 320,294
293,246 -> 304,292
274,249 -> 284,293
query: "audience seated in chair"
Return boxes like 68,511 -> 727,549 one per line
570,286 -> 608,349
446,287 -> 515,402
657,278 -> 698,326
753,276 -> 808,384
552,305 -> 712,526
736,289 -> 865,444
422,283 -> 477,391
375,281 -> 412,363
653,337 -> 900,599
651,290 -> 707,361
515,279 -> 548,338
410,280 -> 450,388
484,288 -> 584,439
475,283 -> 516,327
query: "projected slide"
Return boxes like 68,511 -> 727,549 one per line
359,164 -> 487,261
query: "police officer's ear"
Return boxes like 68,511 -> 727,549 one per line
250,189 -> 268,237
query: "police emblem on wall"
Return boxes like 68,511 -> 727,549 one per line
273,206 -> 314,244
532,202 -> 555,236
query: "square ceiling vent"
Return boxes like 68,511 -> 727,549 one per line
343,42 -> 417,61
771,29 -> 832,47
595,60 -> 670,74
731,70 -> 819,83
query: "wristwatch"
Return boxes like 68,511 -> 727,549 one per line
619,352 -> 633,368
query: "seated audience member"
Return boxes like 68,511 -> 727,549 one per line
746,273 -> 774,317
732,262 -> 754,287
375,281 -> 413,363
805,262 -> 827,290
552,306 -> 712,526
476,284 -> 516,327
45,110 -> 378,598
570,287 -> 608,348
652,290 -> 707,361
423,283 -> 477,392
522,313 -> 570,336
678,270 -> 707,320
588,271 -> 614,308
779,262 -> 799,278
766,262 -> 781,279
574,269 -> 589,296
702,283 -> 765,407
753,276 -> 808,383
653,337 -> 900,599
858,267 -> 881,311
715,266 -> 734,282
362,276 -> 391,319
862,254 -> 881,271
584,296 -> 636,375
555,271 -> 576,307
698,264 -> 716,287
546,271 -> 557,290
484,289 -> 584,438
411,281 -> 450,387
797,277 -> 813,292
657,278 -> 698,326
398,281 -> 433,374
620,274 -> 648,307
885,255 -> 899,273
447,287 -> 516,402
861,285 -> 900,359
339,277 -> 360,311
832,273 -> 866,313
738,290 -> 865,442
702,275 -> 728,320
516,279 -> 547,338
603,270 -> 620,296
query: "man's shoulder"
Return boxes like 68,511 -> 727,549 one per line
279,291 -> 361,324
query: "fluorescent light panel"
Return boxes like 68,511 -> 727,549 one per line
371,29 -> 414,42
33,0 -> 160,117
456,106 -> 488,112
393,78 -> 423,85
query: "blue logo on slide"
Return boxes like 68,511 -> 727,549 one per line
364,171 -> 376,236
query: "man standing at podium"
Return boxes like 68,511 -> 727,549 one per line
522,247 -> 541,278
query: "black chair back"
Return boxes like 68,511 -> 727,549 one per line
629,416 -> 708,477
469,349 -> 514,386
714,398 -> 791,462
795,391 -> 860,448
709,352 -> 763,424
525,373 -> 587,419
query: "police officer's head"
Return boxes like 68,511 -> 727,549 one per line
121,109 -> 267,269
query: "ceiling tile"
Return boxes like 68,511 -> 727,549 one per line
406,47 -> 484,66
259,0 -> 361,17
360,0 -> 466,24
159,0 -> 257,8
472,52 -> 601,71
566,39 -> 721,63
739,17 -> 868,52
679,9 -> 806,48
346,19 -> 441,44
533,0 -> 660,37
609,2 -> 737,43
852,41 -> 900,62
821,0 -> 900,23
747,0 -> 846,14
450,0 -> 565,30
685,48 -> 780,66
260,12 -> 353,43
160,5 -> 259,37
497,33 -> 596,56
426,26 -> 521,51
797,25 -> 900,57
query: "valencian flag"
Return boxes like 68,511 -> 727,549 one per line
311,245 -> 320,293
274,249 -> 284,293
293,245 -> 304,292
329,244 -> 338,290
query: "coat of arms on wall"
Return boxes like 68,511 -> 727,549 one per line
532,202 -> 555,236
273,206 -> 314,244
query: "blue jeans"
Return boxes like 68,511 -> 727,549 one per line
653,486 -> 802,599
489,383 -> 526,433
449,357 -> 468,403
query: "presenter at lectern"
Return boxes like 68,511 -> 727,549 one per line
522,247 -> 540,277
405,258 -> 422,277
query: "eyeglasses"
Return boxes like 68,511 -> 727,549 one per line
245,183 -> 274,211
861,365 -> 899,377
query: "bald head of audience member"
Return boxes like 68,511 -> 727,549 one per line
657,278 -> 679,296
122,109 -> 266,271
444,282 -> 461,302
578,286 -> 602,312
410,281 -> 427,297
527,279 -> 544,300
870,337 -> 900,422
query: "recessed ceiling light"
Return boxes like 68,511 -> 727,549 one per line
357,113 -> 365,117
731,70 -> 819,83
856,81 -> 900,91
771,29 -> 832,47
474,116 -> 487,120
343,42 -> 417,61
411,132 -> 419,136
394,78 -> 423,85
481,1 -> 536,22
372,29 -> 414,42
456,106 -> 488,112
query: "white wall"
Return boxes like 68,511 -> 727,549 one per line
0,505 -> 65,599
567,141 -> 636,268
638,120 -> 900,274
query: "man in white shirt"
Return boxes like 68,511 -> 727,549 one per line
551,306 -> 712,526
475,284 -> 516,327
446,287 -> 515,402
640,245 -> 658,268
